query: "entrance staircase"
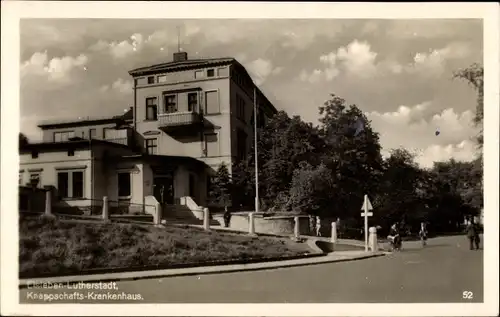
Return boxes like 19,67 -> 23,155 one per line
161,196 -> 219,226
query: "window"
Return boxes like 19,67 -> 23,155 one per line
118,172 -> 131,197
53,131 -> 75,142
57,170 -> 84,199
258,111 -> 266,128
103,128 -> 126,141
147,76 -> 155,84
236,94 -> 245,121
204,90 -> 219,114
207,69 -> 215,77
58,172 -> 69,198
103,128 -> 113,139
89,128 -> 97,139
195,70 -> 204,79
31,151 -> 38,159
72,171 -> 84,198
217,67 -> 228,77
68,149 -> 75,156
204,133 -> 218,157
145,138 -> 158,155
158,75 -> 167,83
146,97 -> 158,120
19,172 -> 23,185
164,95 -> 177,113
29,173 -> 41,188
237,129 -> 248,161
188,93 -> 198,112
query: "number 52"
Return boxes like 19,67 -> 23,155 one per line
462,291 -> 473,299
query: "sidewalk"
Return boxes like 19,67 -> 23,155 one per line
19,250 -> 385,288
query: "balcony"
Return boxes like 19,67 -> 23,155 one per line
158,111 -> 202,134
103,137 -> 129,146
92,128 -> 134,147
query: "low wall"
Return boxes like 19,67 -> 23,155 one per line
214,213 -> 311,236
19,186 -> 47,213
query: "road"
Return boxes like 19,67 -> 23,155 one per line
20,235 -> 483,303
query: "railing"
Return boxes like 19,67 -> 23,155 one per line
179,196 -> 204,220
158,111 -> 201,128
180,196 -> 202,211
103,137 -> 128,145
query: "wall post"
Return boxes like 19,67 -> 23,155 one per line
369,227 -> 378,252
102,196 -> 109,222
331,222 -> 338,243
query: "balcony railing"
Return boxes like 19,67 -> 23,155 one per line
158,111 -> 201,129
103,137 -> 128,146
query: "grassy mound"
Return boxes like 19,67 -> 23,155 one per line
19,216 -> 309,277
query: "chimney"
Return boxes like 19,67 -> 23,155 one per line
173,52 -> 188,62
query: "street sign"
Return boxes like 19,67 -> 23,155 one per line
360,195 -> 374,252
361,195 -> 373,211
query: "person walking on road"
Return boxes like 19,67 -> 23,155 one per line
465,219 -> 479,250
316,216 -> 322,237
419,222 -> 428,247
473,219 -> 481,250
223,206 -> 231,228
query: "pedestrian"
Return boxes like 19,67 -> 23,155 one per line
316,216 -> 322,237
465,219 -> 478,250
474,221 -> 481,250
419,222 -> 428,247
223,206 -> 231,228
336,217 -> 342,239
309,215 -> 316,235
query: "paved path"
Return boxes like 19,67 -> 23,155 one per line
19,235 -> 482,303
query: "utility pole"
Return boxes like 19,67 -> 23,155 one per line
254,87 -> 259,213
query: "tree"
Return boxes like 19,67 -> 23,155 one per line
19,133 -> 29,147
454,63 -> 483,148
374,148 -> 426,232
208,163 -> 232,208
432,159 -> 483,214
232,110 -> 325,210
453,64 -> 484,219
317,94 -> 385,219
231,160 -> 255,208
288,162 -> 336,216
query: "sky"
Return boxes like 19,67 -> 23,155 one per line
19,18 -> 483,168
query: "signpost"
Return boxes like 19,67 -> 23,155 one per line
360,194 -> 374,252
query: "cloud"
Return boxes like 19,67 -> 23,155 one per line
366,102 -> 479,168
91,38 -> 137,59
21,51 -> 88,84
299,69 -> 324,83
245,58 -> 279,85
404,43 -> 472,76
299,40 -> 379,82
100,78 -> 133,94
335,40 -> 378,77
299,40 -> 474,83
416,140 -> 478,168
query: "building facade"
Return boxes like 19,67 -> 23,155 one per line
19,52 -> 277,216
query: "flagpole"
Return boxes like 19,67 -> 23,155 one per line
254,87 -> 259,213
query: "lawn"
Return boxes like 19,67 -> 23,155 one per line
19,216 -> 311,278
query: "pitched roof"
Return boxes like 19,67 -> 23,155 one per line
37,107 -> 133,129
19,139 -> 130,153
128,57 -> 236,76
